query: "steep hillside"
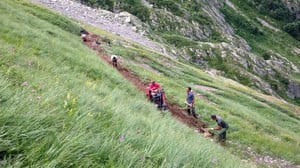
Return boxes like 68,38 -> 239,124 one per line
77,0 -> 300,105
0,0 -> 254,167
1,0 -> 300,167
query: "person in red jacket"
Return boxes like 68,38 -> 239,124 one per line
149,81 -> 160,91
148,81 -> 161,100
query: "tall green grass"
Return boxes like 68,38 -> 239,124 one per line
0,0 -> 255,167
95,15 -> 300,164
110,41 -> 300,163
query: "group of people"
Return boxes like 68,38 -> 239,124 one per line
108,53 -> 229,143
148,81 -> 229,144
79,31 -> 228,144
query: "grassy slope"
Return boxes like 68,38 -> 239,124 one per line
80,0 -> 300,164
106,40 -> 300,164
92,12 -> 300,166
0,0 -> 255,167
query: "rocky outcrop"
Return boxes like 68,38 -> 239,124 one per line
31,0 -> 163,53
287,80 -> 300,99
201,0 -> 252,51
282,0 -> 300,12
180,34 -> 300,96
256,17 -> 280,32
180,0 -> 300,98
202,0 -> 234,36
149,9 -> 211,40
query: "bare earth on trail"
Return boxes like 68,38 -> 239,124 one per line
82,33 -> 207,132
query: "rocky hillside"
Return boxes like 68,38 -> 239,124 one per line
59,0 -> 300,103
4,0 -> 300,167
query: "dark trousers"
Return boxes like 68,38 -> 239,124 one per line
218,128 -> 228,142
187,106 -> 197,118
112,58 -> 117,67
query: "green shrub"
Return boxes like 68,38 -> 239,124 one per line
77,0 -> 114,10
284,21 -> 300,40
262,52 -> 271,60
255,0 -> 294,22
121,0 -> 150,22
251,0 -> 300,40
97,0 -> 114,10
221,6 -> 263,36
190,12 -> 212,25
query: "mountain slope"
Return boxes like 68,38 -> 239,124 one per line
1,0 -> 300,167
77,0 -> 300,104
0,0 -> 254,167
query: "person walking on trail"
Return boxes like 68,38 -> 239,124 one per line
185,87 -> 197,118
111,55 -> 118,68
80,29 -> 89,42
210,115 -> 229,144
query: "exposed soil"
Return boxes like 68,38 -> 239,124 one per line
82,33 -> 207,132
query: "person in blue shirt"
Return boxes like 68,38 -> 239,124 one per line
185,87 -> 197,118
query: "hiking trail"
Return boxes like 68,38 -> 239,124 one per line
83,33 -> 208,133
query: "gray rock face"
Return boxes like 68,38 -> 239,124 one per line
287,81 -> 300,99
202,0 -> 234,36
30,0 -> 163,53
282,0 -> 300,12
182,38 -> 300,96
184,0 -> 300,98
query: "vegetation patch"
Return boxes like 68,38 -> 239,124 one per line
231,0 -> 300,40
161,33 -> 198,47
1,0 -> 300,167
21,2 -> 82,35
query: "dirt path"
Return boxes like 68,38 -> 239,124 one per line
83,33 -> 207,132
